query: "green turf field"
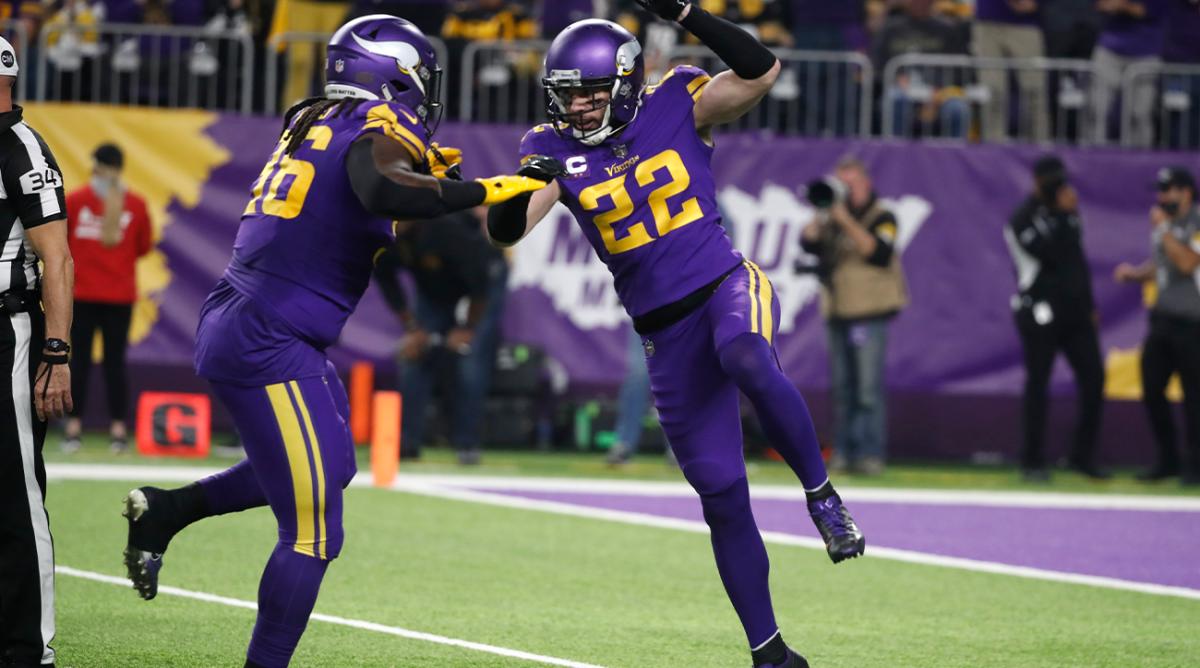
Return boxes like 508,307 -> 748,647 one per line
44,440 -> 1200,667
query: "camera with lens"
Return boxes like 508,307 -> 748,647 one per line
805,177 -> 847,210
794,177 -> 847,277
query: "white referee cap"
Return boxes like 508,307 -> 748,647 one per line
0,36 -> 17,77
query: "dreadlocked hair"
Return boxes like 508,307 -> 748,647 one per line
281,97 -> 366,156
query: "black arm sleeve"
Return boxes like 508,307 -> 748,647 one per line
679,6 -> 777,80
486,192 -> 533,245
372,251 -> 408,316
346,139 -> 487,219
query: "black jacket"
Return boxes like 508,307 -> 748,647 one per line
373,211 -> 505,316
1004,195 -> 1095,319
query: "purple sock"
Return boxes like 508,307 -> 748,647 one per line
701,476 -> 779,647
718,333 -> 830,490
246,542 -> 329,668
199,460 -> 269,516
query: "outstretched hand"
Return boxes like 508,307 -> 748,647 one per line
518,155 -> 567,182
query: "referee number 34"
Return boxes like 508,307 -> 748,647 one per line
19,168 -> 63,194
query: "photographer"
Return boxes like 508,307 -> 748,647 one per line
1004,156 -> 1107,483
1115,167 -> 1200,486
800,156 -> 908,475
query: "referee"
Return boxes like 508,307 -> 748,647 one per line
1115,167 -> 1200,486
0,37 -> 74,668
1004,156 -> 1107,482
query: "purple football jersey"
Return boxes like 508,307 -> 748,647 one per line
197,100 -> 427,381
520,65 -> 743,318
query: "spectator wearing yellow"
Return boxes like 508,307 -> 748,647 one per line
269,0 -> 351,110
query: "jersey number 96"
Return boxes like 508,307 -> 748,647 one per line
244,125 -> 333,219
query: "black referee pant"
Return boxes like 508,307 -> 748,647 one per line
1015,306 -> 1105,471
0,306 -> 55,667
1140,312 -> 1200,476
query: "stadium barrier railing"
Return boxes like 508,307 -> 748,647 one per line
458,39 -> 552,126
881,53 -> 1099,145
458,40 -> 873,137
1121,61 -> 1200,150
265,31 -> 448,115
667,45 -> 874,137
0,19 -> 30,101
33,22 -> 255,114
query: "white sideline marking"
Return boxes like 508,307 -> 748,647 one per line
47,464 -> 1200,512
56,566 -> 605,668
395,483 -> 1200,603
46,464 -> 1200,601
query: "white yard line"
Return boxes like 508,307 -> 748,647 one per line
46,464 -> 1200,601
56,566 -> 606,668
395,482 -> 1200,603
47,464 -> 1200,512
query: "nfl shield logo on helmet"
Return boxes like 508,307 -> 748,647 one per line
334,58 -> 345,73
642,338 -> 655,358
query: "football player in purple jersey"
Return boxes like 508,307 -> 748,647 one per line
116,15 -> 556,667
487,2 -> 865,666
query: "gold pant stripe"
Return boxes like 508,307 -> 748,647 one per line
289,381 -> 327,560
748,261 -> 775,344
745,261 -> 760,335
266,383 -> 317,558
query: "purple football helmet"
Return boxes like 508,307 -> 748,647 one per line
542,19 -> 644,146
325,14 -> 443,134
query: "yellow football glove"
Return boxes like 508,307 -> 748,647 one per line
476,175 -> 550,205
425,142 -> 463,180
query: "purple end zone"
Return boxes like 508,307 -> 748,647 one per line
479,490 -> 1200,591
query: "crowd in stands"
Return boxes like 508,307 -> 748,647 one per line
3,0 -> 1200,145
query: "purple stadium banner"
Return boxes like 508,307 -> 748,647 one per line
22,100 -> 1184,463
137,117 -> 1200,399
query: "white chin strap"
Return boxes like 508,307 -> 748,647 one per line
569,77 -> 624,146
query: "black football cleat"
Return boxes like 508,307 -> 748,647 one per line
752,633 -> 810,668
753,650 -> 809,668
807,488 -> 865,564
122,487 -> 172,601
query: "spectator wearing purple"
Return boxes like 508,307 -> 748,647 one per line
973,0 -> 1049,143
100,0 -> 144,23
539,0 -> 594,37
791,0 -> 868,52
1092,0 -> 1168,145
1161,0 -> 1200,147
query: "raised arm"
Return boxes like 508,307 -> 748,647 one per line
346,134 -> 552,219
637,0 -> 780,129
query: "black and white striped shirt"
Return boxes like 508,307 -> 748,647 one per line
0,105 -> 66,295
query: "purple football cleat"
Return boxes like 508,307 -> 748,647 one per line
807,489 -> 865,564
